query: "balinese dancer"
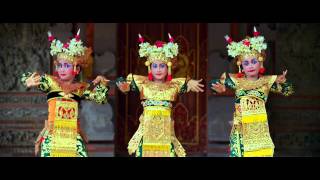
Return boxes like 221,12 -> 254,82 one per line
21,29 -> 109,157
210,27 -> 294,157
116,34 -> 204,157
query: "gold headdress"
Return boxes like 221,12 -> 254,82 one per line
48,29 -> 92,75
225,27 -> 267,77
138,33 -> 178,81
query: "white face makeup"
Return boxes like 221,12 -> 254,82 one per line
56,59 -> 76,81
241,56 -> 261,78
151,60 -> 168,82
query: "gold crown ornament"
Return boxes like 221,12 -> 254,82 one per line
138,33 -> 178,81
224,26 -> 267,78
48,29 -> 92,75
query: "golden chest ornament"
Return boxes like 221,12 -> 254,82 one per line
140,81 -> 179,101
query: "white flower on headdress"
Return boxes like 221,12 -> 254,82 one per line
49,35 -> 86,57
138,38 -> 179,62
250,36 -> 267,53
64,38 -> 85,56
227,42 -> 239,58
163,42 -> 178,58
226,35 -> 267,58
139,42 -> 151,57
50,39 -> 63,56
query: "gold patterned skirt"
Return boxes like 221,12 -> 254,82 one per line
128,105 -> 186,157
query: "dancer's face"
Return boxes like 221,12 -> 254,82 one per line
56,59 -> 76,81
241,56 -> 261,78
151,60 -> 168,82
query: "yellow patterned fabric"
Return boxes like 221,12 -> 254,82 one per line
49,99 -> 78,157
228,74 -> 278,157
126,73 -> 186,101
142,106 -> 172,157
126,74 -> 187,157
240,96 -> 267,123
44,75 -> 89,97
21,72 -> 109,157
128,115 -> 144,155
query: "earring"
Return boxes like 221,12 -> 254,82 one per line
145,61 -> 152,81
259,64 -> 265,75
236,61 -> 244,78
166,61 -> 172,81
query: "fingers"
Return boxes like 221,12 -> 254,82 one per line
187,86 -> 191,92
32,72 -> 40,78
211,84 -> 219,90
192,86 -> 200,92
102,79 -> 110,85
196,85 -> 204,92
31,72 -> 37,78
93,76 -> 109,85
31,73 -> 40,82
192,87 -> 201,93
211,82 -> 225,93
92,78 -> 98,84
211,84 -> 218,89
211,82 -> 221,88
92,77 -> 102,85
117,82 -> 129,92
27,74 -> 41,87
33,77 -> 40,83
117,82 -> 124,87
34,81 -> 41,86
116,82 -> 125,88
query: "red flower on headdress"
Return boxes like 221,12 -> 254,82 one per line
63,43 -> 69,49
243,39 -> 250,46
224,35 -> 233,44
75,35 -> 80,42
155,41 -> 164,48
227,38 -> 232,44
40,137 -> 45,143
168,33 -> 174,43
138,36 -> 144,43
254,31 -> 260,37
48,36 -> 54,42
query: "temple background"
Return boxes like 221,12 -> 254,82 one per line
0,23 -> 319,156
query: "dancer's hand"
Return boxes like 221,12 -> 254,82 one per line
211,82 -> 226,93
187,79 -> 204,92
26,72 -> 40,88
92,75 -> 110,86
116,82 -> 130,93
276,70 -> 287,84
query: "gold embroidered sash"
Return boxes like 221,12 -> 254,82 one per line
48,98 -> 78,157
240,96 -> 274,157
142,106 -> 172,157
